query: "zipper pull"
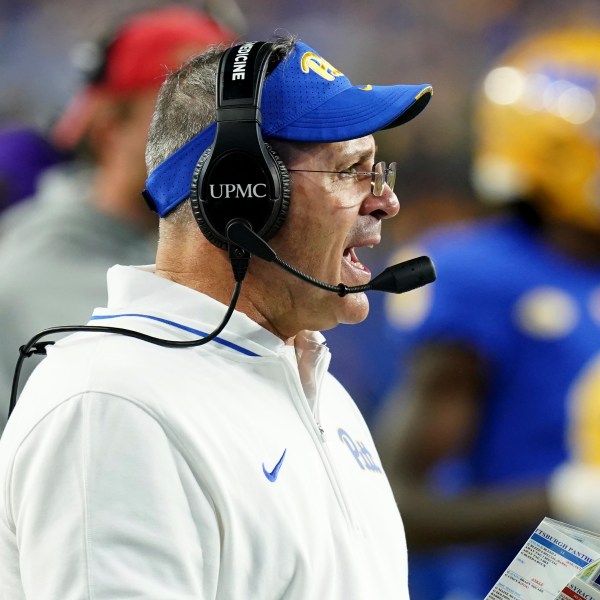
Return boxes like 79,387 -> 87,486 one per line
317,422 -> 326,440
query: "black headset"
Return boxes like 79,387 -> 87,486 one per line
189,41 -> 291,250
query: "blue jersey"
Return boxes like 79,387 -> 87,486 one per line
381,216 -> 600,599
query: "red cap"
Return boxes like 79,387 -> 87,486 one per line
52,6 -> 236,149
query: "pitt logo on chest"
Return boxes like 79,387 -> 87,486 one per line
338,428 -> 382,473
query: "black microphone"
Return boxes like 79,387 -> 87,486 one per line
226,219 -> 436,297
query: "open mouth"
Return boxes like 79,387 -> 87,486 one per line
343,246 -> 371,274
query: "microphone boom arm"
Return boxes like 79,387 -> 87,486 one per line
226,219 -> 436,296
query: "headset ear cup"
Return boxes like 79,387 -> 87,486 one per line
189,143 -> 291,250
190,148 -> 228,250
261,142 -> 290,240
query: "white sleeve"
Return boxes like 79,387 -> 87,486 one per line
8,393 -> 219,599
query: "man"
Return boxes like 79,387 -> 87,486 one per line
375,27 -> 600,600
0,35 -> 432,597
0,6 -> 235,434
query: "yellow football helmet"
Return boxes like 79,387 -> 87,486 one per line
472,28 -> 600,231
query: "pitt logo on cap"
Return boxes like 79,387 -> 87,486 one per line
301,52 -> 343,82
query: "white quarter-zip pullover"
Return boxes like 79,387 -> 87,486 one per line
0,265 -> 408,599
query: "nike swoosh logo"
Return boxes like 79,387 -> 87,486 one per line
262,449 -> 287,482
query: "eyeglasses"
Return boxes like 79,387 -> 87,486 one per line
288,160 -> 397,197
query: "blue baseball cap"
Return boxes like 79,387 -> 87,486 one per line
145,40 -> 433,216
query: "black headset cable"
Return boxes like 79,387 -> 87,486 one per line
8,244 -> 249,419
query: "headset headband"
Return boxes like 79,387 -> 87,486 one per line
190,41 -> 290,249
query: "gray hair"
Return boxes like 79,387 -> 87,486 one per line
145,35 -> 296,226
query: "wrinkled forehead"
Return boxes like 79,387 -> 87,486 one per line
270,135 -> 376,168
334,135 -> 377,162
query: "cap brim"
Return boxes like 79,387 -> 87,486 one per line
266,83 -> 433,142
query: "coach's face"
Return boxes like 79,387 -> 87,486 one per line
255,135 -> 399,339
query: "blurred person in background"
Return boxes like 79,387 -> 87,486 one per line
0,124 -> 69,216
0,5 -> 236,434
373,27 -> 600,600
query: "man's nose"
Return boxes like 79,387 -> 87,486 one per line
359,183 -> 400,220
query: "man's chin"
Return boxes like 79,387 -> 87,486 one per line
336,292 -> 370,327
297,287 -> 370,333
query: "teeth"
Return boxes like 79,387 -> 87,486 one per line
342,245 -> 371,272
348,247 -> 367,271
